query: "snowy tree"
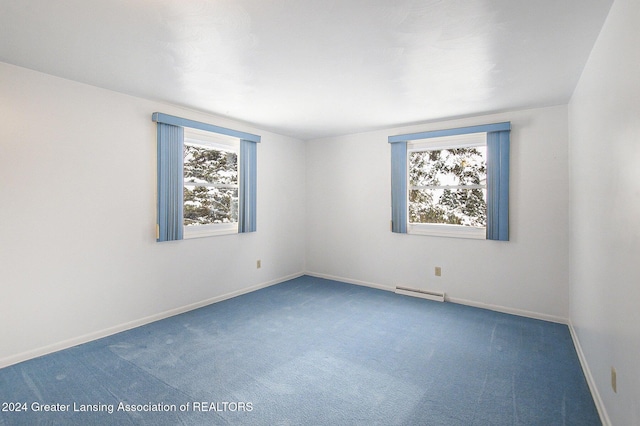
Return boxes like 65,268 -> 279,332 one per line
183,144 -> 238,226
409,147 -> 487,227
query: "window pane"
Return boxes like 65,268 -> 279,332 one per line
184,185 -> 238,226
184,144 -> 238,186
409,147 -> 486,187
409,188 -> 487,227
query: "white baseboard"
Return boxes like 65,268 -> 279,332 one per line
446,296 -> 568,324
0,272 -> 304,369
305,271 -> 395,292
568,322 -> 611,426
306,271 -> 568,324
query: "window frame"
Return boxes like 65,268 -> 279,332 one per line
407,132 -> 488,240
182,127 -> 240,239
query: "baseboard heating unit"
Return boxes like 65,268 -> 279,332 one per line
395,286 -> 445,302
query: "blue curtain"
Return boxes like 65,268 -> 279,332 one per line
390,141 -> 408,233
157,123 -> 184,242
486,130 -> 510,241
239,139 -> 257,233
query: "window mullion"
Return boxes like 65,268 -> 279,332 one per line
410,184 -> 486,190
184,182 -> 239,189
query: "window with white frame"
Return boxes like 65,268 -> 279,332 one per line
183,127 -> 239,238
408,132 -> 487,239
153,112 -> 259,242
389,122 -> 510,241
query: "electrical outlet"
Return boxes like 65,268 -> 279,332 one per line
435,266 -> 442,277
611,367 -> 617,393
257,260 -> 261,269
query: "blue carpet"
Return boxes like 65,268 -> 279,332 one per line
0,276 -> 600,425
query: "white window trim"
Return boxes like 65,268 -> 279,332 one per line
184,126 -> 239,151
408,223 -> 486,239
407,132 -> 487,240
183,127 -> 240,239
184,222 -> 238,239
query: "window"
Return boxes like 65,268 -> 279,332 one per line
183,128 -> 239,238
408,132 -> 487,239
389,122 -> 510,241
153,112 -> 260,242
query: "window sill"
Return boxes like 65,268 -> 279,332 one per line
184,223 -> 238,239
408,223 -> 486,240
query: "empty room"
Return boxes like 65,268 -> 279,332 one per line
1,0 -> 638,425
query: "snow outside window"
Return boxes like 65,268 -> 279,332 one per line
407,132 -> 487,239
183,127 -> 239,238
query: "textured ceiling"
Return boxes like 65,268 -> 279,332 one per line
0,0 -> 612,140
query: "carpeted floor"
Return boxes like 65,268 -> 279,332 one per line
0,276 -> 600,425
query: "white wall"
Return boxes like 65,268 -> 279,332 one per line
3,10 -> 636,420
0,62 -> 306,367
568,0 -> 640,423
306,105 -> 570,321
